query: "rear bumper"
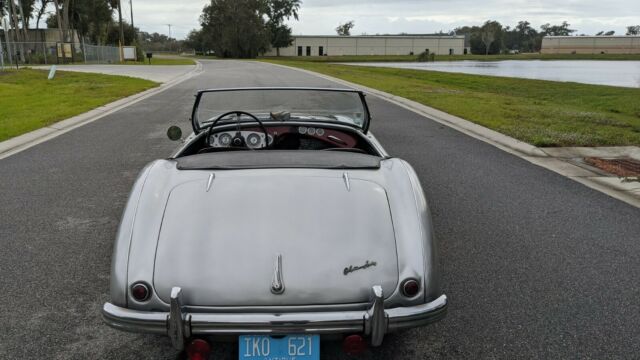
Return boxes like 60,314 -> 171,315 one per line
102,286 -> 447,349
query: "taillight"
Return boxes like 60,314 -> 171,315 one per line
131,282 -> 151,302
401,279 -> 420,298
186,338 -> 212,360
342,334 -> 367,355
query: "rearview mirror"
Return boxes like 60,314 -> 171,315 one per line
167,126 -> 182,141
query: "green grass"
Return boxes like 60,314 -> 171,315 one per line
262,59 -> 640,147
260,53 -> 640,63
0,69 -> 158,142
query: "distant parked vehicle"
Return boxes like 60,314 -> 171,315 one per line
102,88 -> 447,359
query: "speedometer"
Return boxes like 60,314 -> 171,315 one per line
219,133 -> 232,146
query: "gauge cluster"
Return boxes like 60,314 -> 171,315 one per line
209,125 -> 358,150
210,131 -> 273,149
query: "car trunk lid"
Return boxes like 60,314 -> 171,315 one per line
153,172 -> 398,306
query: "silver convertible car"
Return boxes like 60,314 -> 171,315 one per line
103,88 -> 447,359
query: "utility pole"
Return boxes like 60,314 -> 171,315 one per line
167,24 -> 172,52
129,0 -> 135,42
117,0 -> 125,61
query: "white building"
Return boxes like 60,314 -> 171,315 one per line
541,36 -> 640,54
265,35 -> 469,57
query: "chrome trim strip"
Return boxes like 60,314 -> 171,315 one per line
270,254 -> 285,295
206,173 -> 215,192
343,172 -> 351,191
102,295 -> 447,348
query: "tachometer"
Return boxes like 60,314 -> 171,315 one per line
247,133 -> 262,148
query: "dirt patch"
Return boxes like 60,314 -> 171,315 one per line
585,157 -> 640,177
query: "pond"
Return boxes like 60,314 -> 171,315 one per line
343,60 -> 640,88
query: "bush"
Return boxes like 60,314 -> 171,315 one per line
417,50 -> 432,62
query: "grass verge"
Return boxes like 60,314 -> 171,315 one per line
262,60 -> 640,147
0,69 -> 158,142
260,53 -> 640,63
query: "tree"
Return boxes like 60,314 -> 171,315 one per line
540,21 -> 576,36
200,0 -> 269,58
480,20 -> 503,55
626,25 -> 640,35
184,29 -> 207,54
34,0 -> 51,29
46,0 -> 117,44
513,20 -> 540,52
336,20 -> 354,36
138,30 -> 182,52
17,0 -> 35,28
51,0 -> 72,42
264,0 -> 301,56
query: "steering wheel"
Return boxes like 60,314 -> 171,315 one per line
206,111 -> 270,150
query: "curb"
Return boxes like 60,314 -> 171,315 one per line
0,61 -> 204,160
261,61 -> 640,209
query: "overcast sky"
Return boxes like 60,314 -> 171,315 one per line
127,0 -> 640,39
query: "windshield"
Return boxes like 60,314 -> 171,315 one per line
193,88 -> 369,131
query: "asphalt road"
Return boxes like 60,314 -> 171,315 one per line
1,60 -> 639,359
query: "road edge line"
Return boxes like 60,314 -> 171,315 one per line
261,61 -> 640,209
0,61 -> 204,160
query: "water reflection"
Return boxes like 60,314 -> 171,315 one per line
345,60 -> 640,88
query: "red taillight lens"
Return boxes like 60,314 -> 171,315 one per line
342,334 -> 367,355
401,279 -> 420,297
131,282 -> 150,302
187,339 -> 212,360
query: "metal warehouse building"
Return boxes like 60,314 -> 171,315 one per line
541,36 -> 640,54
265,35 -> 469,56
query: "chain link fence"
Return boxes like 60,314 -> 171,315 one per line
0,40 -> 121,66
83,44 -> 121,64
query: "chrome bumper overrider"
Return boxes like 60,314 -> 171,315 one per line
102,286 -> 447,350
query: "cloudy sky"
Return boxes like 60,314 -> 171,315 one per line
128,0 -> 640,39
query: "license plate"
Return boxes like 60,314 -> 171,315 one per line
239,334 -> 320,360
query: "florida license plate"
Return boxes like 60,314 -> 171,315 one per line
239,334 -> 320,360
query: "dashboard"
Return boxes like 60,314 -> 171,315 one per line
209,126 -> 358,149
210,131 -> 273,149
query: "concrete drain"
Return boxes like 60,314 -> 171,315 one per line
585,157 -> 640,177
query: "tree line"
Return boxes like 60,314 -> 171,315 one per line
2,0 -> 640,58
456,21 -> 640,55
0,0 -> 182,52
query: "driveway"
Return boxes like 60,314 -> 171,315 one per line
1,60 -> 639,359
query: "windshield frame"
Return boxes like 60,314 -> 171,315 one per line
190,87 -> 371,134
